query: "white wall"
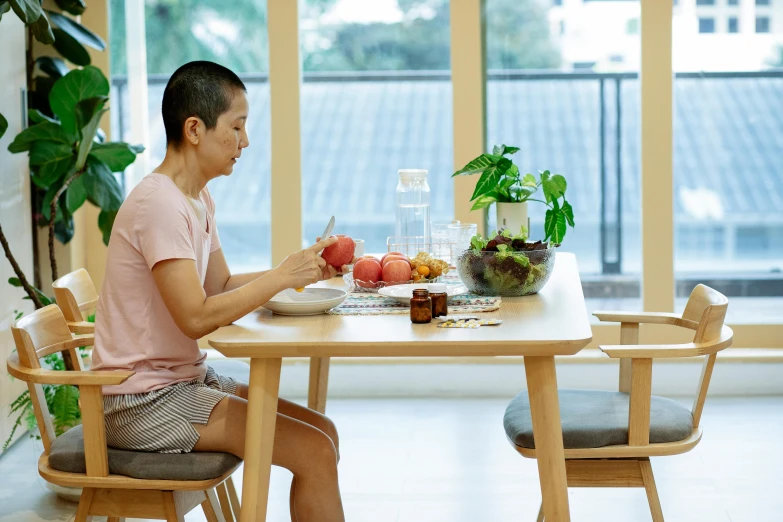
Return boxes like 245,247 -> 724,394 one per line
0,16 -> 34,451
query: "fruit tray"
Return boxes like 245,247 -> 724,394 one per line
342,272 -> 443,294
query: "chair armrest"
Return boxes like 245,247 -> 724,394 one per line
593,311 -> 698,329
7,353 -> 133,385
67,321 -> 95,335
600,326 -> 733,358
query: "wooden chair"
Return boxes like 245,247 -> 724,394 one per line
52,268 -> 98,334
7,305 -> 244,521
503,284 -> 733,522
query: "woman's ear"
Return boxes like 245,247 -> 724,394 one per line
184,116 -> 203,145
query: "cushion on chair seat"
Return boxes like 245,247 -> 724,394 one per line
49,425 -> 242,481
504,389 -> 693,450
208,358 -> 250,384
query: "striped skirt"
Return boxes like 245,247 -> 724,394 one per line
103,365 -> 238,454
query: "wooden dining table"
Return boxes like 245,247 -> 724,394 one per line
207,252 -> 592,522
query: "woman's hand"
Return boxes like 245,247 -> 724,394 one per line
277,237 -> 338,289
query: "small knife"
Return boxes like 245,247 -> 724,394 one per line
296,215 -> 335,291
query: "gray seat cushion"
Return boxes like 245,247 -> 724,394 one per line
504,389 -> 693,449
208,359 -> 250,384
49,425 -> 241,481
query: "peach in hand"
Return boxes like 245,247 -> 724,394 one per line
322,236 -> 356,268
382,260 -> 413,284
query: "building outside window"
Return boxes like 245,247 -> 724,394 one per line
728,0 -> 739,5
756,16 -> 770,33
696,0 -> 715,5
728,16 -> 738,33
756,0 -> 770,6
699,17 -> 716,33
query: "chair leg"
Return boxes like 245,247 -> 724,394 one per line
163,491 -> 186,522
640,459 -> 665,522
74,488 -> 95,522
202,488 -> 227,522
216,481 -> 236,522
226,475 -> 241,514
536,500 -> 545,522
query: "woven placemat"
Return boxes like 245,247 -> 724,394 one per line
328,290 -> 500,316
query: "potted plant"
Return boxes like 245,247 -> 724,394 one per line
452,144 -> 574,244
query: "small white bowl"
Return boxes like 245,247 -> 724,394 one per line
261,288 -> 347,316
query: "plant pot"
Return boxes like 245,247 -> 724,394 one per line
45,481 -> 82,503
496,201 -> 529,233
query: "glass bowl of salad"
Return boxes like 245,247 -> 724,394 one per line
456,229 -> 556,297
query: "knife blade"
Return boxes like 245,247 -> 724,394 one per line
296,216 -> 336,291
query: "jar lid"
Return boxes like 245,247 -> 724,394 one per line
412,288 -> 430,297
398,169 -> 428,180
428,283 -> 447,294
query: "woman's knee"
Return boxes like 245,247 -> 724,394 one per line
292,427 -> 339,480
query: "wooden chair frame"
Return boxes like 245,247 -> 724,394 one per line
7,305 -> 242,521
512,284 -> 733,522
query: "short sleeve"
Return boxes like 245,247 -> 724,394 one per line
136,194 -> 196,270
204,187 -> 221,253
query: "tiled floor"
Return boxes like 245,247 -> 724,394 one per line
0,396 -> 781,522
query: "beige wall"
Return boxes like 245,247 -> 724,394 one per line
0,16 -> 34,449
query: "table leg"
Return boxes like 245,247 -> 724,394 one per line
241,358 -> 282,522
307,357 -> 330,413
524,355 -> 570,522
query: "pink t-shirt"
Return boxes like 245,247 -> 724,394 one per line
91,173 -> 221,395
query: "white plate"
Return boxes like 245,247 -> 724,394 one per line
378,283 -> 469,304
261,288 -> 347,316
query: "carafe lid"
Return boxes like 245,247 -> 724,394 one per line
398,169 -> 428,181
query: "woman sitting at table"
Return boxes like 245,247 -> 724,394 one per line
90,61 -> 345,522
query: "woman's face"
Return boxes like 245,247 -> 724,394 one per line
196,90 -> 250,177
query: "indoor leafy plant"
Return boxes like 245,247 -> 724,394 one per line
1,65 -> 142,452
453,144 -> 575,244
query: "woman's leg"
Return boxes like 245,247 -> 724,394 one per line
193,395 -> 345,522
234,383 -> 339,457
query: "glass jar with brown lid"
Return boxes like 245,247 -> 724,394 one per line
410,288 -> 432,324
428,283 -> 448,317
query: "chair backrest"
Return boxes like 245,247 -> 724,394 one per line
10,305 -> 109,477
52,268 -> 98,323
682,284 -> 730,428
11,305 -> 83,454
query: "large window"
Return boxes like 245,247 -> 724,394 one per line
673,8 -> 783,323
298,0 -> 453,254
485,0 -> 642,315
110,0 -> 272,272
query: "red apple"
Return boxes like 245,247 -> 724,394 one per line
381,254 -> 409,267
353,259 -> 383,288
381,251 -> 405,264
382,260 -> 413,284
322,236 -> 356,268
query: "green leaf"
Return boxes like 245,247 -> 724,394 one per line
8,0 -> 42,24
452,153 -> 501,177
544,201 -> 568,244
49,66 -> 108,135
52,27 -> 90,67
50,384 -> 80,436
65,174 -> 87,213
98,210 -> 117,245
0,2 -> 11,22
522,173 -> 537,187
29,141 -> 74,185
84,156 -> 123,212
8,121 -> 74,153
491,144 -> 520,156
470,195 -> 496,211
54,209 -> 75,244
36,56 -> 70,79
89,142 -> 143,172
562,200 -> 575,228
470,165 -> 503,201
41,180 -> 63,220
46,10 -> 106,51
8,278 -> 52,305
54,0 -> 85,16
28,109 -> 58,125
542,172 -> 567,203
0,112 -> 7,140
74,96 -> 108,170
29,11 -> 54,45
